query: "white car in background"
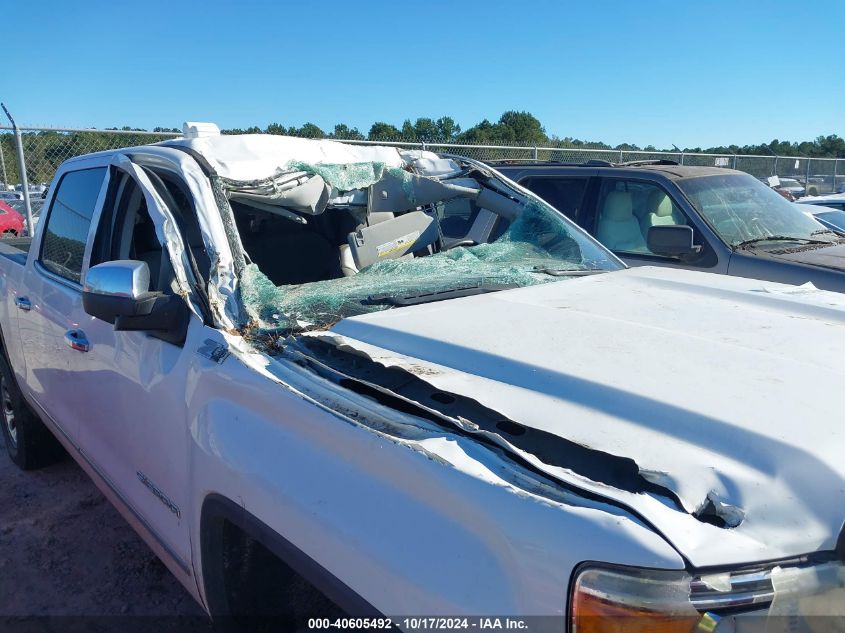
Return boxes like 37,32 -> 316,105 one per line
796,194 -> 845,233
797,193 -> 845,213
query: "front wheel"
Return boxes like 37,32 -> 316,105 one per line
0,352 -> 63,469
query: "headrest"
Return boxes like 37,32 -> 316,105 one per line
648,190 -> 674,217
602,191 -> 633,221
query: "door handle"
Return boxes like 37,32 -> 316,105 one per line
64,329 -> 90,353
14,296 -> 31,311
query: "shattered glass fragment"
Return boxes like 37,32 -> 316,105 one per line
240,200 -> 614,337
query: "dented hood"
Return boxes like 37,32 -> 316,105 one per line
322,266 -> 845,568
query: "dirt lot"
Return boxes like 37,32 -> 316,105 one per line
0,431 -> 209,629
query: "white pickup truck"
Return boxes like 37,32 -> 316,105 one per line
1,125 -> 844,631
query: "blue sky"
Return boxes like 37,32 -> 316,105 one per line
5,0 -> 843,148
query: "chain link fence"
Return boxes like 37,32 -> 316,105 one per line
3,124 -> 845,206
0,126 -> 179,189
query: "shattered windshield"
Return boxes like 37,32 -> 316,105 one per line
230,155 -> 621,334
678,173 -> 841,247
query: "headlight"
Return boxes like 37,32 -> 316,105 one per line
570,560 -> 845,632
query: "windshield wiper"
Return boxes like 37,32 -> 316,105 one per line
811,228 -> 844,238
532,266 -> 609,277
363,283 -> 518,307
733,235 -> 831,249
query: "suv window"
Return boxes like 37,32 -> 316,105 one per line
594,179 -> 687,256
519,176 -> 588,220
40,167 -> 107,283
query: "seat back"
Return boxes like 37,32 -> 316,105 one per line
596,191 -> 646,252
640,190 -> 683,232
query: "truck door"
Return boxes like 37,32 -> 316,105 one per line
19,161 -> 110,445
69,158 -> 206,576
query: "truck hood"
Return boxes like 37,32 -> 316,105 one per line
317,266 -> 845,568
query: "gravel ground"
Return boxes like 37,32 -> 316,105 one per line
0,431 -> 210,630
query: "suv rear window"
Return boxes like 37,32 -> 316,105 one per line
519,177 -> 588,220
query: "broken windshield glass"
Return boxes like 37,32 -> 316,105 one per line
231,158 -> 621,337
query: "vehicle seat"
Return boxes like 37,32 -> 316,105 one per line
640,190 -> 683,233
339,212 -> 395,277
631,188 -> 652,221
131,215 -> 175,292
596,191 -> 646,252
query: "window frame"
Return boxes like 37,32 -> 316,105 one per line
90,170 -> 142,267
36,165 -> 109,289
590,176 -> 703,262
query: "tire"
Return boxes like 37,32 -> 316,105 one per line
0,352 -> 63,469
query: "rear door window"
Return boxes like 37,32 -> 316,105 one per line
519,176 -> 589,220
39,167 -> 107,283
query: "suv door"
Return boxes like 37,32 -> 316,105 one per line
587,177 -> 727,272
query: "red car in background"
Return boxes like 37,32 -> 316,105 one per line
0,200 -> 26,237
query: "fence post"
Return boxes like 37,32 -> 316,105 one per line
772,156 -> 778,177
806,157 -> 811,188
0,139 -> 7,188
834,159 -> 839,192
532,146 -> 538,162
1,106 -> 33,233
731,155 -> 737,169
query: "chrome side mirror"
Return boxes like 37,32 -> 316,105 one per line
82,260 -> 154,324
82,260 -> 189,346
84,260 -> 150,299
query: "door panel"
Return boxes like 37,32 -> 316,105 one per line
23,156 -> 198,570
75,318 -> 196,569
20,166 -> 109,443
72,161 -> 197,569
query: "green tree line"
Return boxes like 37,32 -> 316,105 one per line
2,111 -> 844,185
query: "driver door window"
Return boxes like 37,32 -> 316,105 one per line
593,179 -> 688,257
91,173 -> 175,293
